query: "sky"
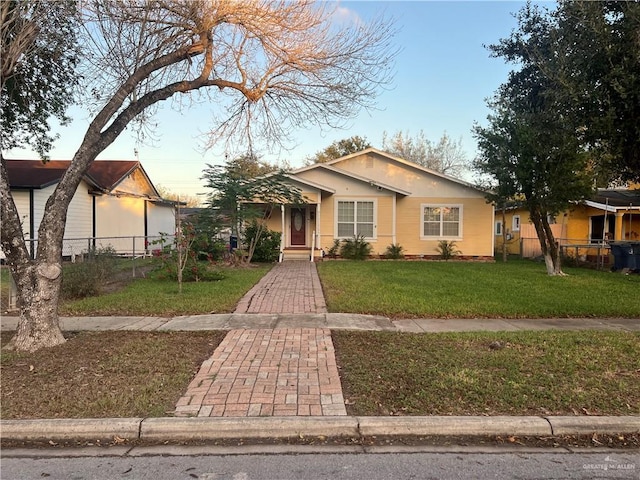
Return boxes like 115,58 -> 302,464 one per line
5,1 -> 538,200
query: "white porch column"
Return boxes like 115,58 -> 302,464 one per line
316,201 -> 321,253
392,194 -> 397,245
279,204 -> 285,262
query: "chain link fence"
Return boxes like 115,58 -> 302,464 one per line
2,235 -> 176,312
21,235 -> 176,261
520,237 -> 611,269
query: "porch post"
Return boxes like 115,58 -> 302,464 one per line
614,212 -> 624,240
316,200 -> 321,259
392,194 -> 397,245
279,204 -> 285,262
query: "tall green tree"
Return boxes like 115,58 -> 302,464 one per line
490,0 -> 640,184
0,0 -> 397,352
305,136 -> 371,164
1,0 -> 80,156
201,155 -> 304,264
475,5 -> 592,275
474,101 -> 593,275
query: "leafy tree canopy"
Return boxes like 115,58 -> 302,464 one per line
382,130 -> 468,177
488,0 -> 640,184
305,136 -> 371,164
0,0 -> 81,157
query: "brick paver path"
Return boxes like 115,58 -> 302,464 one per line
234,261 -> 327,314
175,328 -> 346,417
175,262 -> 347,417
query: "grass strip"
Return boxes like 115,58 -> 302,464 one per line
333,330 -> 640,416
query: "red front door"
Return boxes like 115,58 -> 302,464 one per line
290,208 -> 306,246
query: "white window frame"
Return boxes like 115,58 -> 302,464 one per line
334,198 -> 377,240
420,204 -> 463,240
512,215 -> 521,232
495,221 -> 503,236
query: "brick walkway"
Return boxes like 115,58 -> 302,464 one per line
175,328 -> 346,417
234,261 -> 327,314
175,261 -> 346,417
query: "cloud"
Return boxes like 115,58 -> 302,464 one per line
330,3 -> 364,26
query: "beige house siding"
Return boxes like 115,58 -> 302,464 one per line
113,169 -> 156,196
95,195 -> 145,252
395,197 -> 493,256
335,151 -> 480,198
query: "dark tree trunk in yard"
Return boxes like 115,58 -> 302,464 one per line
529,205 -> 563,276
1,148 -> 98,352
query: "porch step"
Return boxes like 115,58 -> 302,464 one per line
283,250 -> 312,261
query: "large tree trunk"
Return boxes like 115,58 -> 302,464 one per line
6,262 -> 66,352
529,205 -> 564,276
2,151 -> 94,352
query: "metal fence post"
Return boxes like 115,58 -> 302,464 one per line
132,236 -> 136,278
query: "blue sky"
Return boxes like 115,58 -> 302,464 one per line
6,1 -> 536,199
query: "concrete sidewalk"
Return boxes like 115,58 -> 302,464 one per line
2,314 -> 638,332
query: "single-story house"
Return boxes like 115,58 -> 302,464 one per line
494,186 -> 640,259
3,159 -> 177,258
259,148 -> 495,260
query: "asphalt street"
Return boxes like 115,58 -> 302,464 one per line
2,449 -> 639,480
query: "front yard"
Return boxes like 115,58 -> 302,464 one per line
1,258 -> 638,421
317,259 -> 640,318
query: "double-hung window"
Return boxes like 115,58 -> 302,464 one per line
421,204 -> 462,239
337,200 -> 375,238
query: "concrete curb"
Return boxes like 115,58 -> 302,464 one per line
358,416 -> 552,437
2,416 -> 639,443
547,416 -> 640,436
140,416 -> 360,441
0,418 -> 142,441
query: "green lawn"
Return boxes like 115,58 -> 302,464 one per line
60,264 -> 271,316
334,330 -> 640,416
317,259 -> 640,318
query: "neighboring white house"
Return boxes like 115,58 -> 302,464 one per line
4,159 -> 177,258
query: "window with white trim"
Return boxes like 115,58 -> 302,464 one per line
512,215 -> 521,232
421,205 -> 462,238
336,200 -> 375,238
495,221 -> 502,236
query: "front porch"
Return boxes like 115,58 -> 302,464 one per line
271,204 -> 323,262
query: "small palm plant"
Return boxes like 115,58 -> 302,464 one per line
436,240 -> 461,260
340,234 -> 372,260
384,243 -> 404,259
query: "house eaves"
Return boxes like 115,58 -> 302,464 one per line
583,200 -> 640,213
283,174 -> 336,194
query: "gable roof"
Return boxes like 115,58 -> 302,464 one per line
293,147 -> 483,193
4,159 -> 158,196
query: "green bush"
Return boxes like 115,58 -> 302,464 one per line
326,239 -> 341,258
62,246 -> 117,299
340,235 -> 372,260
153,258 -> 224,282
244,221 -> 281,263
384,243 -> 404,259
436,240 -> 461,260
